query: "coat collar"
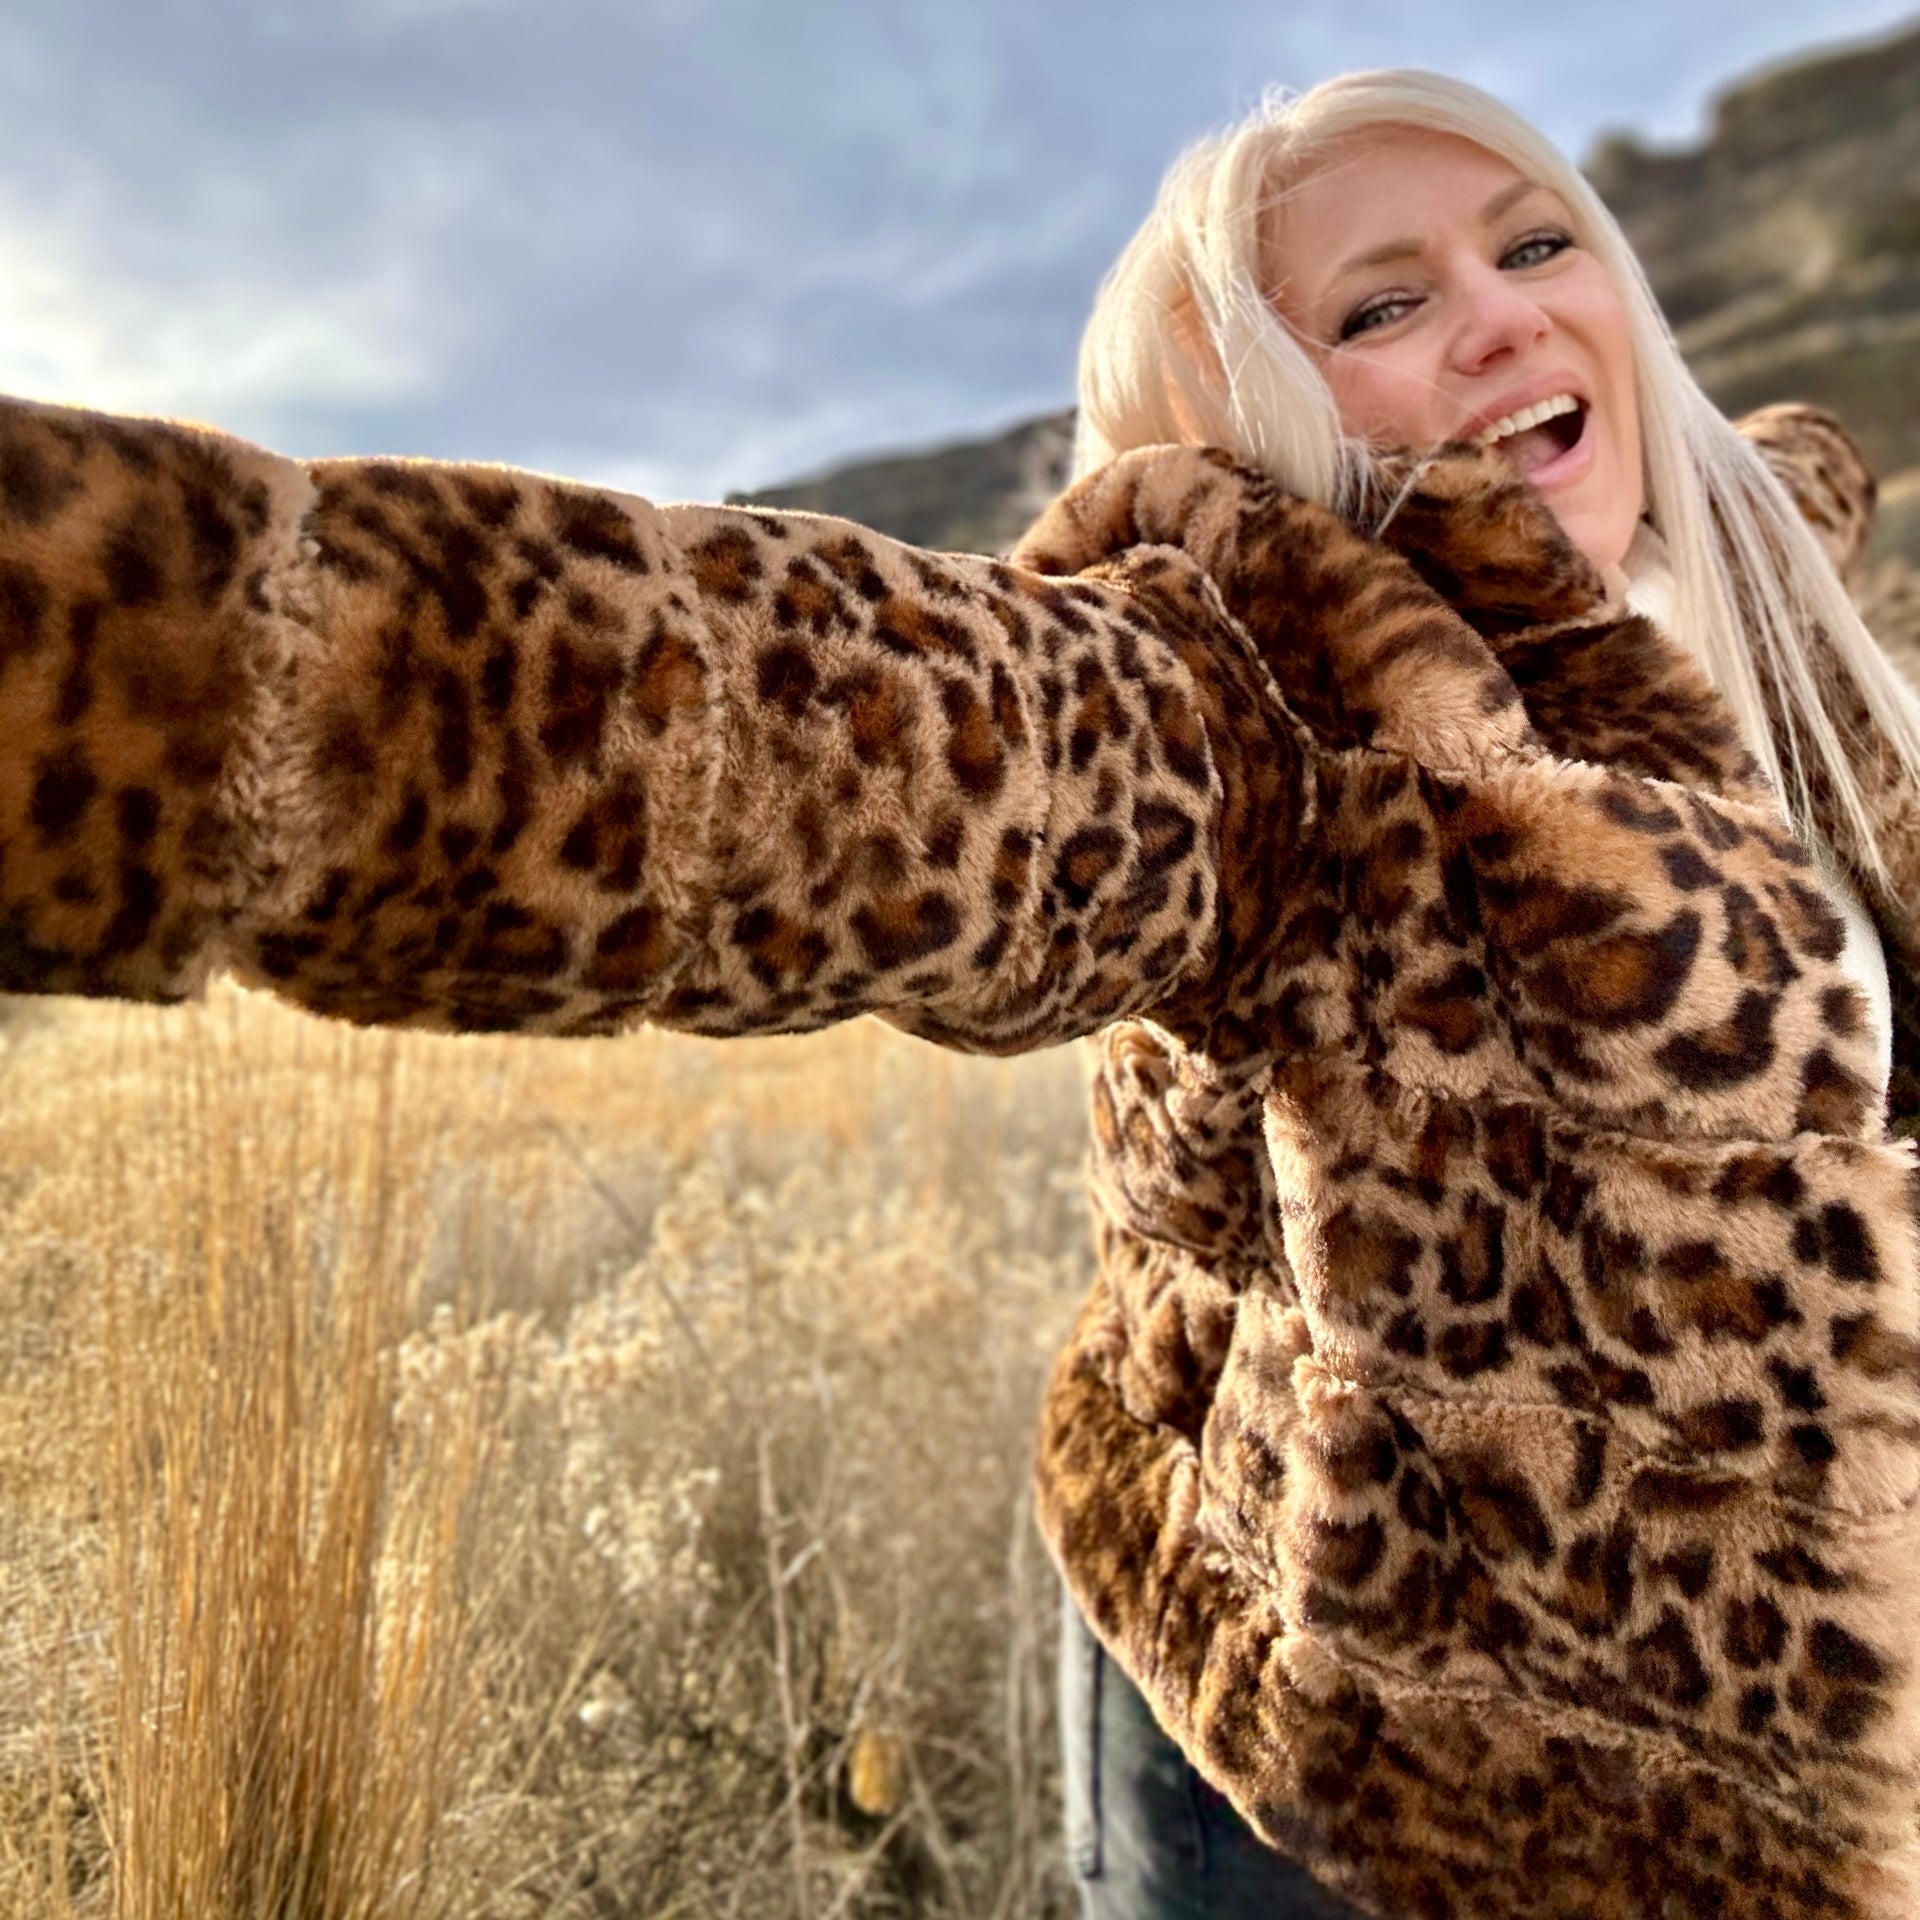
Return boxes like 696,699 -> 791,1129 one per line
1015,428 -> 1920,1124
1014,428 -> 1917,923
1363,437 -> 1920,1012
1356,438 -> 1614,637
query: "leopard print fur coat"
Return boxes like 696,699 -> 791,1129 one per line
0,391 -> 1916,1919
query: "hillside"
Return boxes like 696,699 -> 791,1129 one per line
734,19 -> 1920,577
1588,17 -> 1920,570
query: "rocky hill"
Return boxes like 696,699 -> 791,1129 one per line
732,409 -> 1076,560
733,19 -> 1920,582
1587,17 -> 1920,573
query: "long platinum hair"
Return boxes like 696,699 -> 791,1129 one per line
1072,68 -> 1920,886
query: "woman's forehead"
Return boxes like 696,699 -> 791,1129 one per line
1272,127 -> 1533,233
1262,130 -> 1559,302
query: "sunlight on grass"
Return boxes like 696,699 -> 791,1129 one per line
0,985 -> 1095,1918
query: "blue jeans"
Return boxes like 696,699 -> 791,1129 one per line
1059,1591 -> 1365,1919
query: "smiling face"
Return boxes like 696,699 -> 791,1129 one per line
1265,125 -> 1646,573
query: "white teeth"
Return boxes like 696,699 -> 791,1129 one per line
1474,392 -> 1582,448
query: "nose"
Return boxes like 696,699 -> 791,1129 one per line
1447,257 -> 1550,374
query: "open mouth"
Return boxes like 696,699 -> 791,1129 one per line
1481,397 -> 1589,482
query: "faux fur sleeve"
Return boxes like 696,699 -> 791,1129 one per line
1730,403 -> 1920,1130
1736,401 -> 1878,578
0,394 -> 1308,1049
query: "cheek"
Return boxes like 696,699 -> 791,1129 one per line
1589,304 -> 1645,502
1323,356 -> 1443,447
1573,275 -> 1640,431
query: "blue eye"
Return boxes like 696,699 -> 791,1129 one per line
1505,230 -> 1572,269
1340,296 -> 1413,340
1336,229 -> 1575,343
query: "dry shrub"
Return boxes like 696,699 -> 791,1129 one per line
0,987 -> 1094,1919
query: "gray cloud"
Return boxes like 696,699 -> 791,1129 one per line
1,0 -> 1912,497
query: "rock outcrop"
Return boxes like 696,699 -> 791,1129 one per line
1587,17 -> 1920,577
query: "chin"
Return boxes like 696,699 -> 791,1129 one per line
1547,504 -> 1635,577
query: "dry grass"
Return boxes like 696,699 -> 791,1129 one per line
0,985 -> 1096,1918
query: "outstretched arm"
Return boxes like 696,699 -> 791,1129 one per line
0,395 -> 1315,1051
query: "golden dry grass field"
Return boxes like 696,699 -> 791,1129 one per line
0,985 -> 1097,1919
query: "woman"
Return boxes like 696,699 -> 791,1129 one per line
0,67 -> 1916,1920
1040,73 -> 1920,1920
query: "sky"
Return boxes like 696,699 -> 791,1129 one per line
0,0 -> 1914,501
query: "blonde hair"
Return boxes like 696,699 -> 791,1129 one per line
1074,68 -> 1920,888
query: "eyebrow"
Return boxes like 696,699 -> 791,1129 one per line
1328,177 -> 1550,282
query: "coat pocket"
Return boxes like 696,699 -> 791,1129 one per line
1280,1361 -> 1920,1819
